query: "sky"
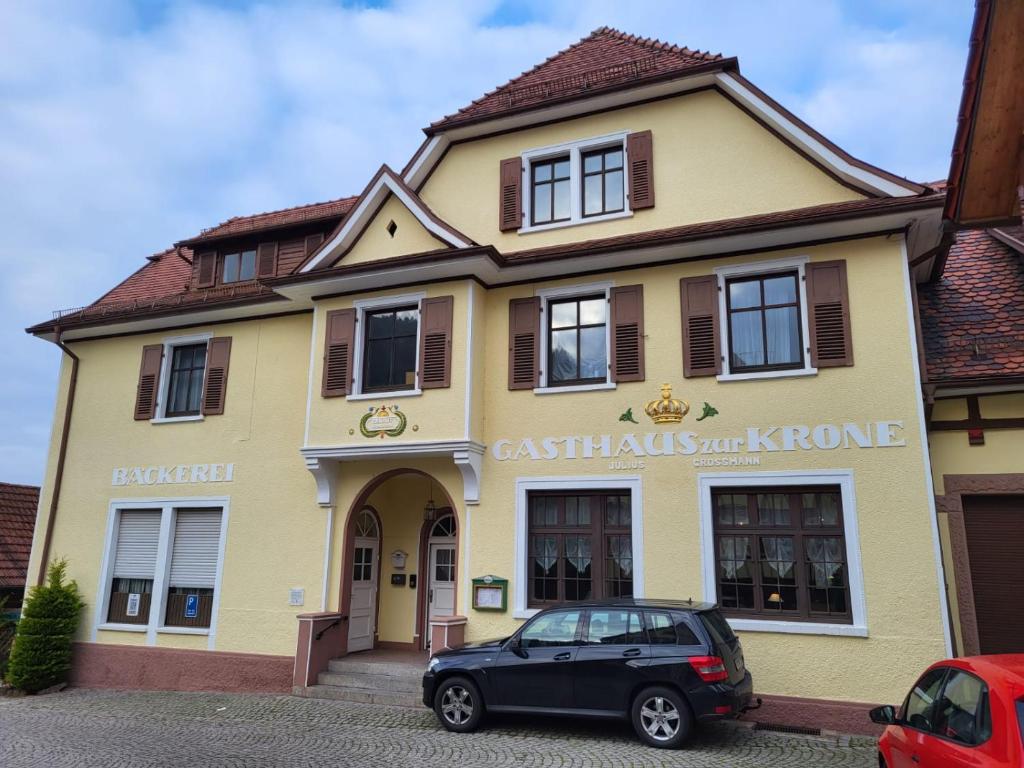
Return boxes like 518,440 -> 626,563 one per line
0,0 -> 974,485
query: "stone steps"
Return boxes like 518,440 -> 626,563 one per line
297,656 -> 426,708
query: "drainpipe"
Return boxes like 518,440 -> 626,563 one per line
36,325 -> 79,585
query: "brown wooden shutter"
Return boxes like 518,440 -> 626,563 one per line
419,295 -> 453,389
201,337 -> 232,416
305,233 -> 325,256
322,308 -> 356,397
680,276 -> 722,377
195,252 -> 217,288
508,297 -> 540,390
134,345 -> 164,420
626,130 -> 655,210
256,242 -> 278,279
806,260 -> 853,367
610,285 -> 645,382
499,157 -> 523,232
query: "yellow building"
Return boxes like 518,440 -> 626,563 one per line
918,225 -> 1024,660
26,29 -> 958,732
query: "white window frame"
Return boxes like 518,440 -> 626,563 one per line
534,281 -> 616,394
697,469 -> 867,637
93,497 -> 230,649
513,475 -> 644,619
348,292 -> 425,400
714,255 -> 817,382
152,332 -> 212,423
520,131 -> 632,234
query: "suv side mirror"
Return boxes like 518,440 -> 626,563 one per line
869,705 -> 897,725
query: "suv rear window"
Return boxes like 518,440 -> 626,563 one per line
699,609 -> 737,645
646,611 -> 700,645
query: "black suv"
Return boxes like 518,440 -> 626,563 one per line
423,599 -> 757,748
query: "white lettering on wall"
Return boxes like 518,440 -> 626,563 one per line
490,421 -> 908,463
111,463 -> 236,487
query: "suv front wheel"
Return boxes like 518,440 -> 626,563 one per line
433,676 -> 484,733
631,686 -> 693,748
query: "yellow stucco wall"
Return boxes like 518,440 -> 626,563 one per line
420,89 -> 862,253
339,193 -> 448,267
463,234 -> 946,705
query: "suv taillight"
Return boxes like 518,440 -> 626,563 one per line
688,655 -> 729,683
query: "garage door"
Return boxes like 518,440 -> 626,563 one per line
963,494 -> 1024,654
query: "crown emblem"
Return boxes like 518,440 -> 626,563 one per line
644,383 -> 689,424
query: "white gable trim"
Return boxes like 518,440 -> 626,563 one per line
714,74 -> 915,198
301,170 -> 472,273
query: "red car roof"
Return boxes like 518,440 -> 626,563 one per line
939,655 -> 1024,693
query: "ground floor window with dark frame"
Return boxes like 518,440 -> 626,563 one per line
712,487 -> 851,623
527,491 -> 632,607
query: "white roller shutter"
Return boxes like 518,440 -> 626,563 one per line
112,510 -> 161,579
168,510 -> 223,588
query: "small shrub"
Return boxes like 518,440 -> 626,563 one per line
0,595 -> 14,679
5,559 -> 85,693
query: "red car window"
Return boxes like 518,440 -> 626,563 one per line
931,670 -> 990,746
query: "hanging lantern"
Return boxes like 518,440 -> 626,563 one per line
423,478 -> 437,522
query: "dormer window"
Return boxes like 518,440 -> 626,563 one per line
222,249 -> 256,283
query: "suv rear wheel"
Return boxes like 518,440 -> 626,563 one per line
433,676 -> 484,733
631,686 -> 693,748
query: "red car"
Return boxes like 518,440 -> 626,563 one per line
870,655 -> 1024,767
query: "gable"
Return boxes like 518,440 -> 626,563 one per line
339,193 -> 452,267
419,88 -> 869,252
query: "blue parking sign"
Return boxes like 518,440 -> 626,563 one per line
185,594 -> 199,619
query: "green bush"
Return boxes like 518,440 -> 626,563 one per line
0,595 -> 14,680
5,559 -> 85,693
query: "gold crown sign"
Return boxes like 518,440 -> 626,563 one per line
644,383 -> 689,424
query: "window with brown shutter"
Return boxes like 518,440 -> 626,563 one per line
626,130 -> 654,210
499,157 -> 523,231
195,252 -> 216,288
256,242 -> 278,279
508,297 -> 540,389
680,276 -> 721,377
322,308 -> 356,397
201,337 -> 231,416
806,260 -> 853,367
419,295 -> 453,389
134,345 -> 164,420
305,233 -> 325,257
610,285 -> 644,382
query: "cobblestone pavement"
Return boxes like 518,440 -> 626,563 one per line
0,688 -> 877,767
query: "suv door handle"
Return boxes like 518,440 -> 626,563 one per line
553,652 -> 571,661
622,648 -> 642,657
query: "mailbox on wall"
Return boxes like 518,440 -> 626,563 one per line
391,550 -> 408,570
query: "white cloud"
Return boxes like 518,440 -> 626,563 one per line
0,0 -> 970,484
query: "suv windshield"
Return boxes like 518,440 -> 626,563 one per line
699,610 -> 736,645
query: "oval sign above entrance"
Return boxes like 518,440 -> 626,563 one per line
359,404 -> 407,438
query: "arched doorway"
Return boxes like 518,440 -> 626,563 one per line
347,508 -> 381,652
425,512 -> 457,647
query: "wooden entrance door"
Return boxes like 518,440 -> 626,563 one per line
348,510 -> 380,653
963,495 -> 1024,654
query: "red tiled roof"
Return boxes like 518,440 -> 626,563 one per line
182,196 -> 358,245
0,483 -> 39,589
93,247 -> 194,307
429,27 -> 730,132
919,228 -> 1024,382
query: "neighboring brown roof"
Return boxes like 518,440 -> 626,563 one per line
428,27 -> 733,133
919,228 -> 1024,383
0,483 -> 39,589
180,196 -> 358,246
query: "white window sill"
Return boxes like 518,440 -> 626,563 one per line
157,626 -> 210,636
96,623 -> 148,633
347,389 -> 422,401
717,367 -> 817,383
151,415 -> 204,424
520,209 -> 632,235
512,609 -> 541,620
534,382 -> 616,395
727,618 -> 867,638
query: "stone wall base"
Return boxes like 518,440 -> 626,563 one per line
70,642 -> 293,694
741,693 -> 884,737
